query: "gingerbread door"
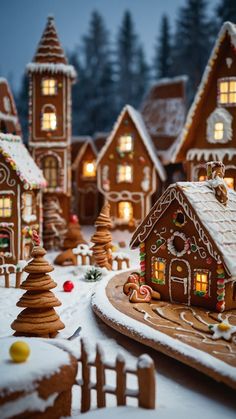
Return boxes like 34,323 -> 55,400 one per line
169,259 -> 191,305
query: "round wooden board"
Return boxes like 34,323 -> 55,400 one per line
92,271 -> 236,390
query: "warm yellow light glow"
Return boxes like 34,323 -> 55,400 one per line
214,122 -> 224,140
82,161 -> 96,178
117,164 -> 133,182
118,201 -> 133,222
219,79 -> 236,104
153,259 -> 166,281
118,134 -> 133,152
0,197 -> 12,217
42,78 -> 57,95
199,175 -> 207,181
195,272 -> 208,292
42,111 -> 57,131
224,177 -> 234,189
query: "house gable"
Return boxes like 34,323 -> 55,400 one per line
172,22 -> 236,163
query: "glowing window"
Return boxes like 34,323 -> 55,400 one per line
199,175 -> 207,182
214,122 -> 224,140
194,270 -> 209,293
41,106 -> 57,131
218,78 -> 236,105
224,177 -> 234,189
82,161 -> 96,178
0,196 -> 12,217
117,164 -> 133,183
42,79 -> 57,95
118,201 -> 133,222
152,257 -> 166,284
118,134 -> 133,152
43,156 -> 58,188
22,193 -> 33,218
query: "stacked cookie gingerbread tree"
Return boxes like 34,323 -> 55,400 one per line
11,232 -> 64,338
91,203 -> 113,270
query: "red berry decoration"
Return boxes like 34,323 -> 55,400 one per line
70,214 -> 78,224
63,280 -> 74,292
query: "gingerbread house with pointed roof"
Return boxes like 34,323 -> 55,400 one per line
0,133 -> 46,274
72,136 -> 102,224
130,162 -> 236,312
27,16 -> 76,222
96,105 -> 166,230
0,78 -> 21,136
170,22 -> 236,189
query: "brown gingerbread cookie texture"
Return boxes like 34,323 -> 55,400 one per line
92,272 -> 236,390
91,203 -> 113,270
11,239 -> 65,338
0,338 -> 77,419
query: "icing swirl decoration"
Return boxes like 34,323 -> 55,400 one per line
167,232 -> 190,257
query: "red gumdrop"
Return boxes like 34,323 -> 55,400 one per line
70,214 -> 78,224
63,280 -> 74,292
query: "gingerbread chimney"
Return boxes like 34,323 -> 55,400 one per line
206,161 -> 228,205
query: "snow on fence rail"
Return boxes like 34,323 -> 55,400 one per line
76,339 -> 156,412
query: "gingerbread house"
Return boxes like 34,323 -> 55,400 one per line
0,78 -> 21,136
141,76 -> 187,185
0,133 -> 46,271
130,162 -> 236,312
72,136 -> 101,224
27,16 -> 76,221
170,22 -> 236,189
96,105 -> 166,230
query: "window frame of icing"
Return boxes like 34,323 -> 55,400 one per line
42,155 -> 59,189
117,133 -> 134,153
206,107 -> 232,144
218,77 -> 236,106
22,192 -> 36,223
82,160 -> 96,179
117,163 -> 133,183
117,201 -> 133,223
0,195 -> 12,218
151,256 -> 166,285
41,104 -> 57,131
193,269 -> 211,297
41,78 -> 57,96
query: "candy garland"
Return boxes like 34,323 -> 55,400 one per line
22,225 -> 39,237
139,242 -> 146,284
216,262 -> 226,312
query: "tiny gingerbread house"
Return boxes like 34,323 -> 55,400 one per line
0,133 -> 46,272
97,105 -> 166,230
72,136 -> 101,224
171,22 -> 236,189
130,162 -> 236,312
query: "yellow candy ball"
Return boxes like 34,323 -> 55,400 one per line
218,322 -> 230,332
10,341 -> 30,363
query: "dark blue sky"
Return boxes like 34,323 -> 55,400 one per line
0,0 -> 217,92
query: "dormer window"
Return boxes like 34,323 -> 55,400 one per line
207,108 -> 232,144
42,78 -> 57,95
82,161 -> 96,178
218,78 -> 236,106
118,134 -> 133,152
41,105 -> 57,131
117,164 -> 133,183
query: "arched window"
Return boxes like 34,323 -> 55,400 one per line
207,108 -> 232,144
43,156 -> 59,188
41,105 -> 57,131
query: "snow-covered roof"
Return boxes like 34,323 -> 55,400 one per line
0,133 -> 46,189
131,180 -> 236,276
27,16 -> 76,79
171,21 -> 236,162
151,75 -> 188,88
97,105 -> 166,182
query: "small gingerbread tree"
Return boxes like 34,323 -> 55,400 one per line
91,202 -> 113,270
11,231 -> 65,338
43,197 -> 67,250
62,214 -> 87,250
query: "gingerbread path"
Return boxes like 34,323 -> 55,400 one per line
92,272 -> 236,390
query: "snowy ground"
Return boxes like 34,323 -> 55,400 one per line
0,227 -> 235,419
